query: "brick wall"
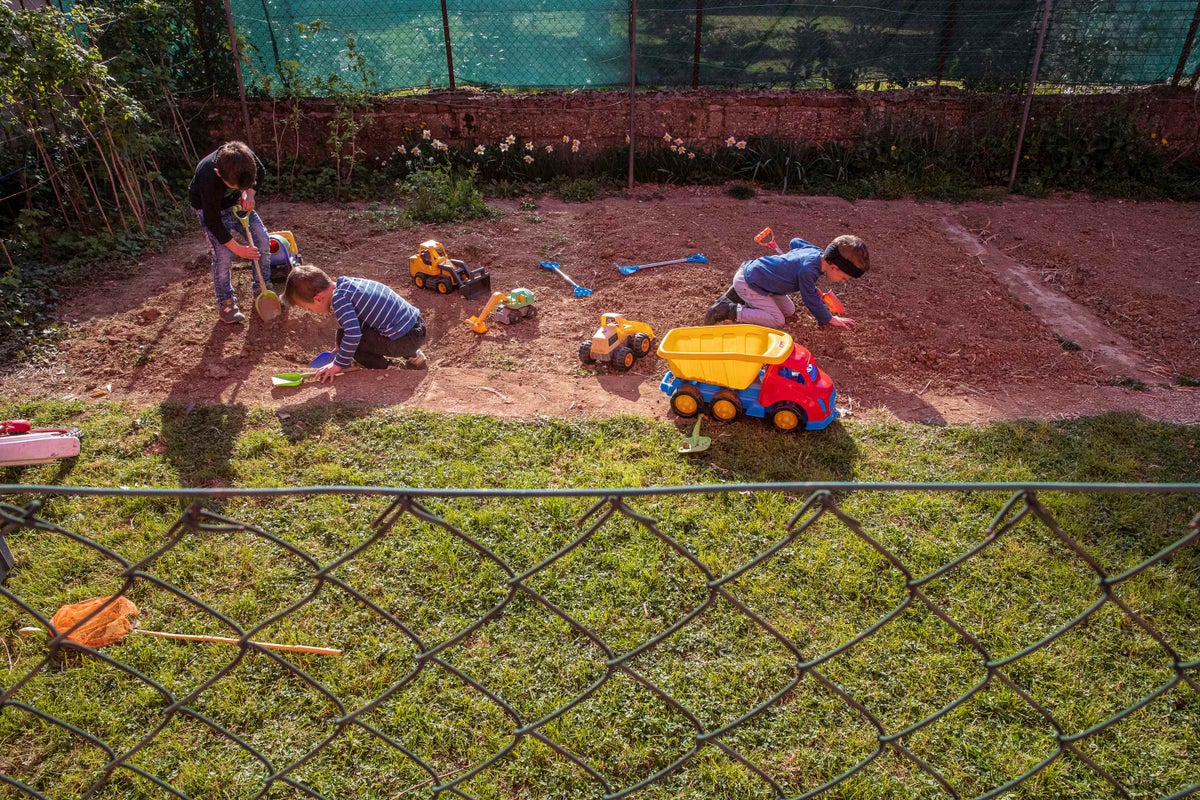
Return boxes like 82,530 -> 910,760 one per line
192,87 -> 1199,166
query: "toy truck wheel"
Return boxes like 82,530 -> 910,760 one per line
435,278 -> 451,294
710,390 -> 743,422
579,341 -> 596,365
768,402 -> 807,433
670,386 -> 703,418
413,274 -> 427,289
612,345 -> 635,371
523,306 -> 537,318
630,333 -> 652,357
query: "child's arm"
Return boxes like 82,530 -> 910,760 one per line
237,153 -> 268,212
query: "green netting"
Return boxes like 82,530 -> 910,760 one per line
229,0 -> 1200,94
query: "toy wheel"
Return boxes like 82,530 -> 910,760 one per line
435,278 -> 451,294
579,341 -> 596,365
710,390 -> 743,422
769,403 -> 807,433
612,345 -> 634,371
413,274 -> 427,289
630,333 -> 652,357
670,385 -> 703,418
524,305 -> 537,318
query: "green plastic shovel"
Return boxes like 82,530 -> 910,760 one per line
271,366 -> 357,387
678,417 -> 711,454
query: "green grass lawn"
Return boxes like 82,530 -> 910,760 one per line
1,399 -> 1198,799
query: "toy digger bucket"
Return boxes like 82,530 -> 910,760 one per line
459,270 -> 492,301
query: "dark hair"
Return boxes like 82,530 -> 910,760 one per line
824,235 -> 870,278
283,265 -> 333,304
214,141 -> 257,190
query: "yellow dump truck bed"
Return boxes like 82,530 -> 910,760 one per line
657,324 -> 794,390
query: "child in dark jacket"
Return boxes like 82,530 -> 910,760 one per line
188,141 -> 282,325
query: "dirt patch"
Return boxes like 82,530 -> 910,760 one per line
3,187 -> 1198,426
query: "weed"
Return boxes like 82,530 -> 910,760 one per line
1055,334 -> 1082,352
724,183 -> 757,199
1112,377 -> 1149,391
398,166 -> 496,224
1176,374 -> 1200,387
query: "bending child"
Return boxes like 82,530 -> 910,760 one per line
704,234 -> 870,329
284,265 -> 427,381
188,141 -> 283,324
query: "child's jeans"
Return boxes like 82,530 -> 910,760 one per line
732,266 -> 795,328
195,207 -> 272,305
336,320 -> 427,368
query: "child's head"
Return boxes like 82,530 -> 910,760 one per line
283,265 -> 333,313
822,235 -> 870,282
214,141 -> 257,190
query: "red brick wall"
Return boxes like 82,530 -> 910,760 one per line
192,87 -> 1199,166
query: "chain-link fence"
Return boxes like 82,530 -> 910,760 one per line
3,483 -> 1198,798
221,0 -> 1200,94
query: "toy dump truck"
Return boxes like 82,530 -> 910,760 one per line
657,324 -> 838,432
579,313 -> 655,371
409,240 -> 492,300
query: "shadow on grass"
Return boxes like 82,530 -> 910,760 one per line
669,415 -> 861,483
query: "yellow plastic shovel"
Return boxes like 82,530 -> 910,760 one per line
234,206 -> 281,321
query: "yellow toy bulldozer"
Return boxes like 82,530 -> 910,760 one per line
579,313 -> 655,371
408,240 -> 492,300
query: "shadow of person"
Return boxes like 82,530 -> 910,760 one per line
157,318 -> 261,488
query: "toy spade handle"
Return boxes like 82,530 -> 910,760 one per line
755,228 -> 774,246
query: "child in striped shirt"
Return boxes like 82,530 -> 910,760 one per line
284,265 -> 427,381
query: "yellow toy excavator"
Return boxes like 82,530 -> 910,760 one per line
467,289 -> 537,334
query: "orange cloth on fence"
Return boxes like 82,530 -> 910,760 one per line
49,595 -> 140,648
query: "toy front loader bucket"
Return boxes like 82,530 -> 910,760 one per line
459,270 -> 492,301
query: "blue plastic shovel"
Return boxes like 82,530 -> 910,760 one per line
616,253 -> 707,276
539,261 -> 593,297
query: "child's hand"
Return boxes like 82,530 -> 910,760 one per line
315,364 -> 343,383
231,241 -> 259,260
239,189 -> 256,212
828,315 -> 856,329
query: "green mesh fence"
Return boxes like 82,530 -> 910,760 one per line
2,483 -> 1198,798
226,0 -> 1200,94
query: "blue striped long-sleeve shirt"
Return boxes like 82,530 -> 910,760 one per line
331,276 -> 421,367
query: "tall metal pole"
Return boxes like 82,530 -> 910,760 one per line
692,0 -> 703,89
223,0 -> 254,147
1170,0 -> 1200,86
441,0 -> 456,90
628,0 -> 637,190
1008,0 -> 1054,191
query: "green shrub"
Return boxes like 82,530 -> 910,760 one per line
399,166 -> 496,224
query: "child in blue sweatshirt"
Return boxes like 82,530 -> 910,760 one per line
705,234 -> 870,329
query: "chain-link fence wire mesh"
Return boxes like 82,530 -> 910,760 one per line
221,0 -> 1200,94
2,483 -> 1198,799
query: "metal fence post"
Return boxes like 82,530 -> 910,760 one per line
1008,0 -> 1054,192
692,0 -> 703,89
441,0 -> 456,90
934,0 -> 959,87
222,0 -> 254,146
1171,0 -> 1200,86
628,0 -> 637,190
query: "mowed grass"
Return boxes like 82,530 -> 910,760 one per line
1,398 -> 1198,800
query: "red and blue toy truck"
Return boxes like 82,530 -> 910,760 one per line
657,324 -> 838,432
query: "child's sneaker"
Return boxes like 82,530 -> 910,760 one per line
218,298 -> 245,324
405,349 -> 427,370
